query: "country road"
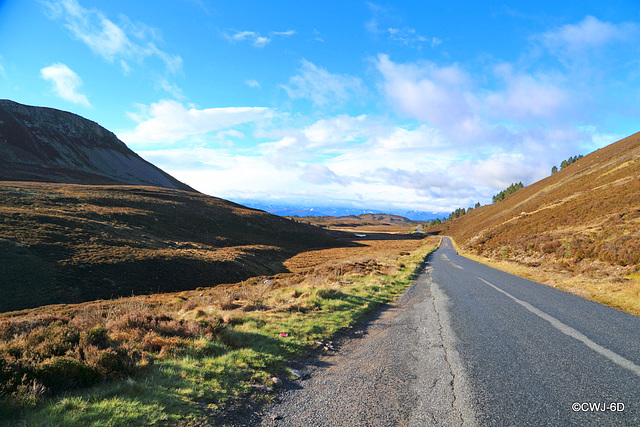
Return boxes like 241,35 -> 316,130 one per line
258,237 -> 640,426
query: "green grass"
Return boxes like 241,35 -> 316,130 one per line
3,241 -> 437,426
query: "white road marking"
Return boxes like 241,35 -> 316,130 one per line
441,254 -> 463,270
478,277 -> 640,377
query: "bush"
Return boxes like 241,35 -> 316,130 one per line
316,288 -> 345,300
36,357 -> 98,393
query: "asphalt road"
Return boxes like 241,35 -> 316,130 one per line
433,237 -> 640,426
259,237 -> 640,426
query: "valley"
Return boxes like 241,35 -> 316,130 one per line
2,99 -> 640,425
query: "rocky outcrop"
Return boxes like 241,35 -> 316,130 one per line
0,100 -> 194,191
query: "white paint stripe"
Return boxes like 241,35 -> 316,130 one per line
441,254 -> 463,270
478,277 -> 640,377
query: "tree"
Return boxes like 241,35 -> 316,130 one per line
492,182 -> 524,203
551,154 -> 584,176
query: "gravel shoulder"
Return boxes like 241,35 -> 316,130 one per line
257,262 -> 477,426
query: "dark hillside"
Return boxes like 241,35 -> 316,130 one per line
437,131 -> 640,279
0,100 -> 193,191
0,181 -> 344,312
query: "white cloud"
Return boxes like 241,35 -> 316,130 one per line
542,16 -> 638,54
485,64 -> 569,121
226,30 -> 271,47
366,3 -> 441,49
282,59 -> 367,107
300,164 -> 350,185
43,0 -> 182,73
132,109 -> 610,214
246,79 -> 261,89
119,100 -> 272,144
40,63 -> 91,107
375,53 -> 587,143
374,54 -> 480,139
224,29 -> 295,48
272,30 -> 296,37
158,79 -> 185,100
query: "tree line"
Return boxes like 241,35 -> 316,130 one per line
427,181 -> 528,228
427,153 -> 586,229
492,182 -> 524,203
551,154 -> 583,174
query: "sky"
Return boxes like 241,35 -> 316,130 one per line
2,0 -> 640,217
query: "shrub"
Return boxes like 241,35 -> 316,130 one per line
36,357 -> 98,393
316,288 -> 345,300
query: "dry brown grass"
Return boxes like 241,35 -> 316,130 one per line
459,247 -> 640,316
284,235 -> 426,272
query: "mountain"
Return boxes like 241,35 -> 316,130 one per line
438,131 -> 640,279
239,200 -> 447,221
237,202 -> 375,218
0,99 -> 193,191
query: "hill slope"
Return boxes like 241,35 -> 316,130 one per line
439,131 -> 640,279
0,181 -> 344,313
291,213 -> 422,234
0,99 -> 193,191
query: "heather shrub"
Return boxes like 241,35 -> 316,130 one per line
0,308 -> 219,408
316,288 -> 345,300
36,357 -> 98,393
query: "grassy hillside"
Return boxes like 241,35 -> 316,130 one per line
291,213 -> 423,234
435,131 -> 640,312
0,181 -> 344,313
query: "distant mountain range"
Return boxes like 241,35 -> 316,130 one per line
237,201 -> 448,221
0,99 -> 194,191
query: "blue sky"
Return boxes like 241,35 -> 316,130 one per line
2,0 -> 640,216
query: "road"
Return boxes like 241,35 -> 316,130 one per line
259,237 -> 640,426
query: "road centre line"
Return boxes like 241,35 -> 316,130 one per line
440,254 -> 463,270
478,277 -> 640,377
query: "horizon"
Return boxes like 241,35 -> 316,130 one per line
2,1 -> 640,213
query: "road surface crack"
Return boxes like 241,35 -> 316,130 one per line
427,266 -> 477,427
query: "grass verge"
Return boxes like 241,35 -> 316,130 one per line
2,237 -> 439,426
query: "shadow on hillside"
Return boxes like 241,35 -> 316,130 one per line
0,245 -> 335,313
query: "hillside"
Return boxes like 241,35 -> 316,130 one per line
0,100 -> 193,191
0,181 -> 346,313
438,131 -> 640,284
291,213 -> 422,234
